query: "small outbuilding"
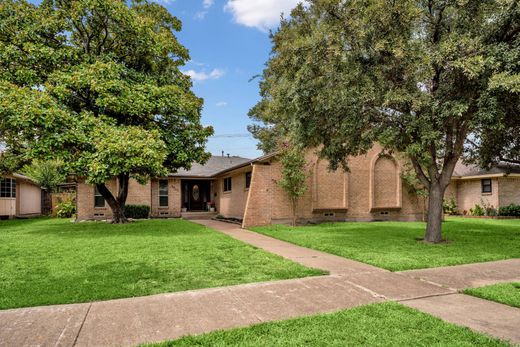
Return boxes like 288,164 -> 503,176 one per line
0,174 -> 42,219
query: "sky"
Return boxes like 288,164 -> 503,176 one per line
155,0 -> 302,159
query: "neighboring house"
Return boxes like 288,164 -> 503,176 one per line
0,174 -> 42,219
75,144 -> 520,227
446,162 -> 520,214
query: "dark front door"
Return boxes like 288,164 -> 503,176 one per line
183,181 -> 210,211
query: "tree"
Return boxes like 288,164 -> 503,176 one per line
250,0 -> 519,243
0,0 -> 213,223
277,142 -> 309,226
22,159 -> 66,193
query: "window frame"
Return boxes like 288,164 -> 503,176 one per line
94,186 -> 105,208
223,177 -> 232,192
481,179 -> 492,194
245,172 -> 252,189
0,178 -> 16,198
159,179 -> 169,207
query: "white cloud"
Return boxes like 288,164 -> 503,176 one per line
203,0 -> 214,9
183,68 -> 225,82
224,0 -> 302,31
216,101 -> 228,107
196,0 -> 215,20
195,11 -> 208,20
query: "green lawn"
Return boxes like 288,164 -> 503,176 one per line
253,218 -> 520,271
148,302 -> 509,347
0,218 -> 323,310
465,282 -> 520,308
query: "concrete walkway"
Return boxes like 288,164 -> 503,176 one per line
400,259 -> 520,290
1,220 -> 519,346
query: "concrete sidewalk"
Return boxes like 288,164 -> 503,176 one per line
0,220 -> 519,346
400,259 -> 520,290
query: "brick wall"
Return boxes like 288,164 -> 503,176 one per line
76,178 -> 182,220
151,178 -> 181,218
372,156 -> 400,209
242,164 -> 272,227
76,178 -> 118,220
217,166 -> 252,219
242,145 -> 425,228
498,177 -> 520,207
456,178 -> 499,213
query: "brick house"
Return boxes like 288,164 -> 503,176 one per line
446,162 -> 520,214
76,144 -> 520,227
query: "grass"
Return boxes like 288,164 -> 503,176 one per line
253,218 -> 520,271
0,218 -> 323,310
147,302 -> 510,347
465,282 -> 520,308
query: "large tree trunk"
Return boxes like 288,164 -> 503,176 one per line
411,154 -> 459,244
424,182 -> 446,243
96,173 -> 130,224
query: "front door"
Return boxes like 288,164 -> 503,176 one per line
184,181 -> 210,211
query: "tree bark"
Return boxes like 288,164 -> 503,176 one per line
424,182 -> 445,243
291,197 -> 298,227
96,173 -> 130,224
411,154 -> 459,243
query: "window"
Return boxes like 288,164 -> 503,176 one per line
223,177 -> 232,192
94,186 -> 105,208
245,172 -> 252,189
481,179 -> 492,194
159,180 -> 169,207
0,178 -> 16,198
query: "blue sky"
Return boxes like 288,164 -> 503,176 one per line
157,0 -> 301,158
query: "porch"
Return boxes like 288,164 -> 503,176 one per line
181,179 -> 215,212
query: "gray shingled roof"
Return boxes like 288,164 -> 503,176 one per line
453,161 -> 520,177
170,156 -> 251,178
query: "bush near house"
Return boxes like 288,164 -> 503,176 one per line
125,205 -> 151,219
56,199 -> 76,218
443,198 -> 458,215
499,204 -> 520,217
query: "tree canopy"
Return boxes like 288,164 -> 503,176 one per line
0,0 -> 213,222
250,0 -> 520,242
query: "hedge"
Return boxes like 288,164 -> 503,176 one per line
124,205 -> 150,219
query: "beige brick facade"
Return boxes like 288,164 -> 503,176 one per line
215,166 -> 252,220
445,176 -> 520,214
74,146 -> 520,224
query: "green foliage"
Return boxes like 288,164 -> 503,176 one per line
124,205 -> 150,219
56,199 -> 76,218
443,198 -> 458,215
0,0 -> 213,219
22,159 -> 66,193
470,204 -> 486,216
499,204 -> 520,217
277,142 -> 309,225
249,0 -> 520,240
278,144 -> 309,201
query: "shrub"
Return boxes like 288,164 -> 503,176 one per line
470,204 -> 485,216
480,199 -> 497,217
499,204 -> 520,217
57,199 -> 76,218
124,205 -> 150,219
443,198 -> 458,215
